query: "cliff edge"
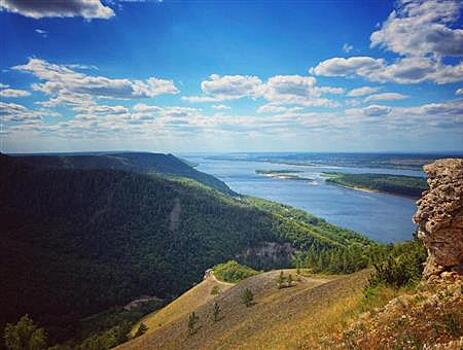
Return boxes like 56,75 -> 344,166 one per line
413,158 -> 463,278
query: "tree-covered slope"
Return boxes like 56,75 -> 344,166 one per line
0,154 -> 370,343
10,152 -> 235,195
323,172 -> 427,197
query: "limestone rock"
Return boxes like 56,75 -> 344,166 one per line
413,158 -> 463,278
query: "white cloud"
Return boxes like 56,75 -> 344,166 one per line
312,56 -> 463,84
0,0 -> 114,19
72,104 -> 128,115
132,103 -> 163,113
370,0 -> 463,57
311,1 -> 463,85
363,104 -> 392,117
185,74 -> 340,107
211,104 -> 230,110
401,99 -> 463,118
184,74 -> 262,102
0,88 -> 31,98
13,58 -> 178,106
342,43 -> 353,53
260,75 -> 338,107
257,104 -> 303,114
364,92 -> 408,103
0,102 -> 55,122
457,88 -> 463,95
347,86 -> 379,97
310,57 -> 385,77
0,83 -> 9,88
35,29 -> 48,37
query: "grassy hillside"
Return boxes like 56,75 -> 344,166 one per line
118,239 -> 431,350
117,269 -> 369,350
323,172 -> 427,197
0,154 -> 370,346
10,152 -> 235,195
130,269 -> 235,338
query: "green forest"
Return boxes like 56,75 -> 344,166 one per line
0,153 -> 371,348
323,172 -> 428,197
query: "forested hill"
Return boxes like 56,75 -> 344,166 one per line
8,152 -> 234,195
0,154 -> 370,344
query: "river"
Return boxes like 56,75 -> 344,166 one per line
183,155 -> 422,243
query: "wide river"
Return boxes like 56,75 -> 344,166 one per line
184,155 -> 424,243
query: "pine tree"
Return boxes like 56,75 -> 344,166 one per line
277,270 -> 285,289
241,288 -> 254,307
3,314 -> 47,350
212,302 -> 221,322
187,312 -> 199,335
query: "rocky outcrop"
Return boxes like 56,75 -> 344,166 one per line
413,158 -> 463,278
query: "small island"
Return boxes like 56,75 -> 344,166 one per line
322,172 -> 427,197
255,169 -> 314,181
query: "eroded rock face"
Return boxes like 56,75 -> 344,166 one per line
413,158 -> 463,278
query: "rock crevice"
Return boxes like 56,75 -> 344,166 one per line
413,158 -> 463,278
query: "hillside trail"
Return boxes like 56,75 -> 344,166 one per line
118,269 -> 366,350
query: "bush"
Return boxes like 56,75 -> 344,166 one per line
368,240 -> 426,289
213,261 -> 259,283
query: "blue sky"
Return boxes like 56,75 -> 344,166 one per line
0,0 -> 462,153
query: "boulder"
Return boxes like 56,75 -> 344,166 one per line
413,158 -> 463,278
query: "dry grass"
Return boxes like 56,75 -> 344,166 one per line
117,269 -> 371,350
324,275 -> 463,350
129,273 -> 234,337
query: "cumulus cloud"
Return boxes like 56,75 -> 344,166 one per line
184,74 -> 262,102
0,102 -> 54,122
312,56 -> 463,84
370,0 -> 463,57
0,0 -> 114,19
257,104 -> 303,114
347,86 -> 380,97
311,1 -> 463,85
457,88 -> 463,95
13,58 -> 178,106
0,88 -> 31,98
0,83 -> 9,88
185,74 -> 341,107
211,104 -> 231,110
402,99 -> 463,117
310,57 -> 385,77
132,103 -> 163,113
364,92 -> 408,103
260,75 -> 338,107
72,104 -> 128,115
363,104 -> 392,117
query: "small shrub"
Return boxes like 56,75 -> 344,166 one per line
134,322 -> 148,338
210,286 -> 221,296
443,312 -> 462,337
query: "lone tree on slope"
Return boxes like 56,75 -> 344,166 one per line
241,288 -> 254,307
212,302 -> 221,322
187,312 -> 199,335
